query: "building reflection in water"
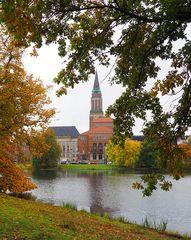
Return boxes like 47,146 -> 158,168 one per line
81,172 -> 117,216
32,169 -> 58,180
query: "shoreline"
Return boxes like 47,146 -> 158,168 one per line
0,193 -> 186,240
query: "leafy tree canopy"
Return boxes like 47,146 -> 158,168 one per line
32,128 -> 61,170
135,141 -> 158,169
107,138 -> 141,167
2,0 -> 191,193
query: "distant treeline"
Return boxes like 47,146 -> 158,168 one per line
107,137 -> 191,170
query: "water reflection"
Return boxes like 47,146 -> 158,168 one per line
31,169 -> 191,235
85,172 -> 117,216
32,169 -> 58,179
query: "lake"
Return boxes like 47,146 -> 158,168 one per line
31,169 -> 191,235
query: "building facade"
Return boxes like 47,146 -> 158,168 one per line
50,126 -> 79,161
78,72 -> 113,163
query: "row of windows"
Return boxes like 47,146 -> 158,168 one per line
62,146 -> 77,152
92,143 -> 106,154
79,136 -> 87,141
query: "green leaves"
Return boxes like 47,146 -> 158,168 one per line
32,128 -> 61,170
133,173 -> 172,197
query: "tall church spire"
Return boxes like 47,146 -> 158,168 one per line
93,71 -> 101,93
89,71 -> 103,129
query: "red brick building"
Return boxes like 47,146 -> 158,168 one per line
78,72 -> 113,163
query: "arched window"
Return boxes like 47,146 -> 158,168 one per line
98,143 -> 103,160
92,143 -> 97,160
98,143 -> 103,154
62,145 -> 66,157
92,143 -> 97,153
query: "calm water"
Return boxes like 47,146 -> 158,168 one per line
31,169 -> 191,235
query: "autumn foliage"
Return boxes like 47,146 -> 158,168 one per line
179,143 -> 191,158
0,158 -> 36,193
178,143 -> 191,168
107,139 -> 141,167
0,26 -> 55,193
32,128 -> 61,170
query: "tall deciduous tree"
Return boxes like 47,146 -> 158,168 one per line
106,141 -> 126,166
2,0 -> 191,193
107,139 -> 141,167
32,128 -> 61,170
0,26 -> 55,193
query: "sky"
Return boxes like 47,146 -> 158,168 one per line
23,45 -> 139,134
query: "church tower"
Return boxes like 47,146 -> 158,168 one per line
89,71 -> 103,129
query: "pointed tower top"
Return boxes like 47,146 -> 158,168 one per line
92,71 -> 101,93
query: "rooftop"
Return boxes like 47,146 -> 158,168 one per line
81,126 -> 113,135
50,126 -> 79,138
131,135 -> 144,142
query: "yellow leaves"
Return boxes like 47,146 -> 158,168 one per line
124,139 -> 141,166
107,139 -> 141,167
106,140 -> 123,166
29,131 -> 50,158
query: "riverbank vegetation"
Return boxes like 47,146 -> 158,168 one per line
107,138 -> 191,195
0,193 -> 185,240
107,139 -> 191,170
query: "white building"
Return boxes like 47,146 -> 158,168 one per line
50,126 -> 79,162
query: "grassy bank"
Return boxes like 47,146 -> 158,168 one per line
0,194 -> 185,240
59,163 -> 114,171
18,163 -> 191,174
17,163 -> 114,172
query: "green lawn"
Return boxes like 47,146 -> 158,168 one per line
0,193 -> 184,240
59,163 -> 114,171
17,163 -> 114,172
